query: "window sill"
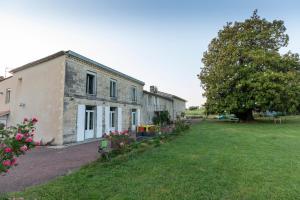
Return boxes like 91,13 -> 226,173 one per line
110,97 -> 118,101
87,93 -> 96,96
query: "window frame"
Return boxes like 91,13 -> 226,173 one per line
109,79 -> 117,98
131,86 -> 137,102
86,71 -> 96,95
85,106 -> 95,131
131,109 -> 137,126
109,107 -> 117,128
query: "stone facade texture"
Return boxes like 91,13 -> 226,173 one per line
63,56 -> 143,144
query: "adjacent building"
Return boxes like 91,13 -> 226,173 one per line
0,51 -> 186,145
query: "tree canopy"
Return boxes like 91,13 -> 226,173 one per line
199,10 -> 300,120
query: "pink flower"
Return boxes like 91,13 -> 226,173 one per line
15,133 -> 23,141
2,160 -> 11,166
23,118 -> 28,122
25,137 -> 33,143
4,147 -> 12,153
24,133 -> 30,137
20,145 -> 28,152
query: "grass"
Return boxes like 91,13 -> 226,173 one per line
12,116 -> 300,199
185,108 -> 205,117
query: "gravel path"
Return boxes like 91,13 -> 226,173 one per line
0,141 -> 100,193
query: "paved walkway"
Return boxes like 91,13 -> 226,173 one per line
0,141 -> 100,193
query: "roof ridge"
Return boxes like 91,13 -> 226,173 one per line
9,50 -> 145,85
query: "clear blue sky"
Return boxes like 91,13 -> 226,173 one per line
0,0 -> 299,106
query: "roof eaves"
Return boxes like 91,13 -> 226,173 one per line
172,95 -> 187,102
143,90 -> 173,101
10,51 -> 66,73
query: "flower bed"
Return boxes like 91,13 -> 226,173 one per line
99,120 -> 190,161
0,118 -> 40,175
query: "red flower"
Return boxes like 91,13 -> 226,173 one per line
2,160 -> 11,167
4,147 -> 12,153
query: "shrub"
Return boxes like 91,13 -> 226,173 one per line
106,130 -> 134,154
100,121 -> 190,161
174,119 -> 190,133
152,111 -> 171,125
0,118 -> 40,175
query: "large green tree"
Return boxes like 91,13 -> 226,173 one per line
199,10 -> 300,120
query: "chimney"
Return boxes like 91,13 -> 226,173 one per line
150,86 -> 158,93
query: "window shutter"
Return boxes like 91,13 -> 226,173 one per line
77,105 -> 85,142
137,108 -> 141,126
96,106 -> 103,138
117,107 -> 122,132
105,106 -> 110,134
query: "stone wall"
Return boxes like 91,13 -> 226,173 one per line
63,56 -> 143,144
141,92 -> 186,125
173,98 -> 186,119
141,92 -> 174,124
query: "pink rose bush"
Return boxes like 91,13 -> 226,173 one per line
0,118 -> 40,175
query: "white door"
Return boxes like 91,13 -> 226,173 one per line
109,109 -> 116,132
85,110 -> 95,139
131,110 -> 137,131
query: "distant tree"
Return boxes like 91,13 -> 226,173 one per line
188,106 -> 199,110
199,10 -> 300,120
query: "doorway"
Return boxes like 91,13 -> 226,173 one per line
131,109 -> 137,131
84,106 -> 95,139
109,107 -> 117,132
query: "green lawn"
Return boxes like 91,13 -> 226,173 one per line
13,116 -> 300,200
185,108 -> 205,117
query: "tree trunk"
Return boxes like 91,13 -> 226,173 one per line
236,110 -> 254,121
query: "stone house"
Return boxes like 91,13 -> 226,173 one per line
142,86 -> 186,124
0,51 -> 186,145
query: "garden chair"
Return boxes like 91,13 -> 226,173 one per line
98,139 -> 110,160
